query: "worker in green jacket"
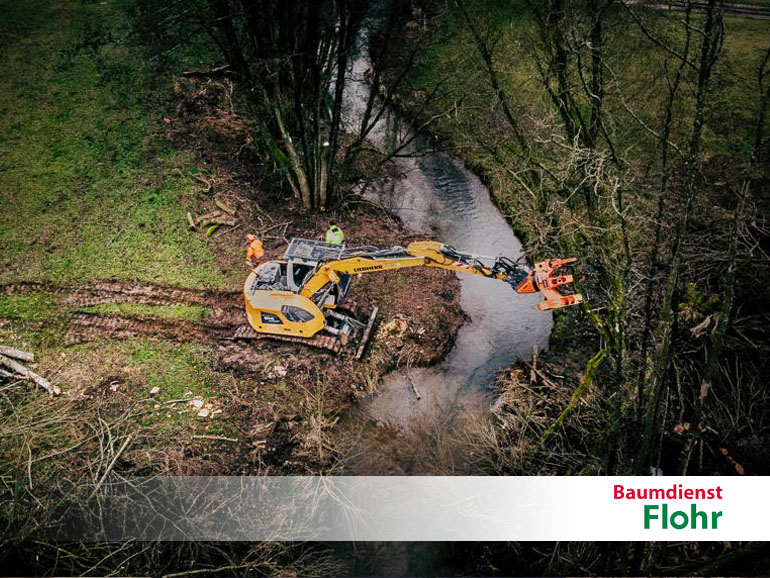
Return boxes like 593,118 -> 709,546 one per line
325,221 -> 344,245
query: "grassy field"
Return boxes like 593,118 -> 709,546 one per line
0,0 -> 223,288
408,2 -> 770,159
0,0 -> 236,452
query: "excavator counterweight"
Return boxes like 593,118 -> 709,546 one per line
238,238 -> 582,355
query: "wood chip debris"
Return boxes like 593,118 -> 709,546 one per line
268,364 -> 288,378
188,396 -> 222,419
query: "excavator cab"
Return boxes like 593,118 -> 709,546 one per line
242,239 -> 378,355
284,239 -> 352,308
244,262 -> 325,337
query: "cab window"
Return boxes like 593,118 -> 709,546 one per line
291,264 -> 314,289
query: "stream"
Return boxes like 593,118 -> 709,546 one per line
339,20 -> 553,476
331,16 -> 554,577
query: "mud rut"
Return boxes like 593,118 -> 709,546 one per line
0,280 -> 324,371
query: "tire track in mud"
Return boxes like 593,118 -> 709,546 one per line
0,279 -> 242,308
64,311 -> 234,346
0,280 -> 272,371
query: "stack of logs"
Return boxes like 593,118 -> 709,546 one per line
187,198 -> 239,239
0,345 -> 59,395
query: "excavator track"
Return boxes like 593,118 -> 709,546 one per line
232,325 -> 342,353
335,299 -> 360,318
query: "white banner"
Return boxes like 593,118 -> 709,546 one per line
55,476 -> 770,541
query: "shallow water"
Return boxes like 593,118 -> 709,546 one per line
340,22 -> 552,471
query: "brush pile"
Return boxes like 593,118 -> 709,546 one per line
0,345 -> 59,395
186,197 -> 240,239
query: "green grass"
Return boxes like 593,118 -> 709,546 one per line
0,293 -> 59,322
0,293 -> 68,351
0,0 -> 236,438
407,2 -> 770,158
77,302 -> 209,322
0,0 -> 225,288
121,339 -> 237,432
125,340 -> 216,399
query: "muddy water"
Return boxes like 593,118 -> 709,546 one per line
341,25 -> 552,471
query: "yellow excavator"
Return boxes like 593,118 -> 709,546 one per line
237,238 -> 582,356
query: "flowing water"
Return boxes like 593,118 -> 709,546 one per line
331,18 -> 555,577
340,22 -> 552,472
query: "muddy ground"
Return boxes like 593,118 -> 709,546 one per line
0,75 -> 463,476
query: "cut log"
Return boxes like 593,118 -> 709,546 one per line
0,354 -> 60,395
0,345 -> 34,363
214,198 -> 236,216
194,210 -> 222,224
198,216 -> 237,229
205,215 -> 237,227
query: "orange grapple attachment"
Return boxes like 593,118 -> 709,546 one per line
536,293 -> 583,311
532,257 -> 583,311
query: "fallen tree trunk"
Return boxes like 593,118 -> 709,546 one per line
0,354 -> 60,395
540,349 -> 606,443
0,345 -> 34,362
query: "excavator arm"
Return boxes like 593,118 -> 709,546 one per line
299,241 -> 582,311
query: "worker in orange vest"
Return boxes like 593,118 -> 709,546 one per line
245,234 -> 264,267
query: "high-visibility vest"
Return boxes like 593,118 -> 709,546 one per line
325,226 -> 344,245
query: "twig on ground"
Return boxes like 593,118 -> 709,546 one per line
90,434 -> 133,498
192,434 -> 238,443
